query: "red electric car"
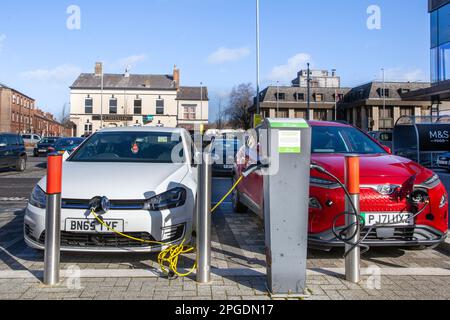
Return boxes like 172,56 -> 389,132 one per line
233,121 -> 448,249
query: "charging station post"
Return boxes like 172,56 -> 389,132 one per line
44,154 -> 63,286
260,118 -> 311,297
345,155 -> 361,283
196,152 -> 212,284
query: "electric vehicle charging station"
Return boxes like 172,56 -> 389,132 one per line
259,118 -> 312,297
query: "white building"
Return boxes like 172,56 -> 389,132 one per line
69,63 -> 208,137
292,69 -> 341,88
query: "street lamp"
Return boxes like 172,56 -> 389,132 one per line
381,68 -> 386,130
307,63 -> 311,121
276,81 -> 280,116
256,0 -> 261,116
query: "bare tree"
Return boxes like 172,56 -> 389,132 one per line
226,83 -> 254,130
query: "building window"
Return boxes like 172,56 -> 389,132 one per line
109,99 -> 117,114
314,94 -> 324,102
134,100 -> 142,115
276,93 -> 286,101
400,107 -> 414,117
276,109 -> 288,118
183,105 -> 197,120
12,95 -> 16,104
296,93 -> 305,101
156,99 -> 164,115
379,88 -> 390,98
313,110 -> 327,121
84,123 -> 93,136
85,98 -> 93,114
295,110 -> 307,119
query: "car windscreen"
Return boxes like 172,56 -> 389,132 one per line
40,138 -> 58,144
312,126 -> 386,155
56,138 -> 83,148
69,132 -> 186,164
212,140 -> 241,155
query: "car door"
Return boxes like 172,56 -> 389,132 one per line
0,135 -> 8,166
6,135 -> 19,166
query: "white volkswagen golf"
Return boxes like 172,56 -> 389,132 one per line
24,127 -> 197,253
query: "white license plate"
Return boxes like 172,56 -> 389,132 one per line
438,160 -> 448,166
65,219 -> 124,233
39,149 -> 47,153
363,213 -> 413,227
224,165 -> 233,169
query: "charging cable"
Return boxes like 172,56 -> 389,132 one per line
311,164 -> 430,257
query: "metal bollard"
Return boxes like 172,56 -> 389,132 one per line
196,152 -> 212,284
345,155 -> 361,283
44,154 -> 63,286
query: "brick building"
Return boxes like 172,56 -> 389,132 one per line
0,82 -> 65,136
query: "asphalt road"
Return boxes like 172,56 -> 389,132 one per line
0,157 -> 449,229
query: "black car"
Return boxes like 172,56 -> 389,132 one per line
211,139 -> 242,177
33,137 -> 61,157
0,133 -> 27,172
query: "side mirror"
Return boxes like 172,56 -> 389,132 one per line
383,146 -> 392,154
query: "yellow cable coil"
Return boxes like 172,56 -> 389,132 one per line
90,175 -> 245,278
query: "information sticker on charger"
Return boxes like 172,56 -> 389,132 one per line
278,131 -> 301,154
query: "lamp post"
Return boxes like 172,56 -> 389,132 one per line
256,0 -> 261,116
307,63 -> 311,121
100,70 -> 104,129
382,68 -> 386,130
276,81 -> 280,116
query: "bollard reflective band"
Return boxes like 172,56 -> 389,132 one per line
346,156 -> 360,195
47,155 -> 63,195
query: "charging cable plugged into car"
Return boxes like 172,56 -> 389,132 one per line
310,163 -> 431,258
86,161 -> 270,280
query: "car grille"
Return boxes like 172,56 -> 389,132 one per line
37,224 -> 185,248
360,190 -> 407,213
361,227 -> 415,241
62,199 -> 146,210
24,224 -> 37,241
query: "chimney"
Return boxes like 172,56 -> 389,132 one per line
173,65 -> 180,88
95,62 -> 103,76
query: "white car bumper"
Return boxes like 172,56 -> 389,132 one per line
24,203 -> 193,253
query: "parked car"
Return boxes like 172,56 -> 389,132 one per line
0,133 -> 27,172
24,127 -> 197,253
33,137 -> 61,157
368,131 -> 393,150
22,134 -> 42,148
234,121 -> 448,249
211,139 -> 242,177
436,152 -> 450,171
52,137 -> 85,155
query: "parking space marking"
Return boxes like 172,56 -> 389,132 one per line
1,267 -> 450,280
0,198 -> 28,202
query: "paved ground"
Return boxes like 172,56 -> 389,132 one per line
0,157 -> 449,300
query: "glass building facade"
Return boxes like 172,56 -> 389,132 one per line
431,2 -> 450,84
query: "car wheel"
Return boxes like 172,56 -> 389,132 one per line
15,157 -> 26,172
232,181 -> 247,213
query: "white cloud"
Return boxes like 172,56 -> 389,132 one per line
117,54 -> 147,69
19,64 -> 82,84
207,47 -> 250,64
383,67 -> 428,82
0,34 -> 6,53
268,53 -> 311,83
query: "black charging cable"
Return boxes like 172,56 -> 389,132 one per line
310,164 -> 430,257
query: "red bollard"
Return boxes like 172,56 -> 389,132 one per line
44,154 -> 63,286
345,155 -> 361,283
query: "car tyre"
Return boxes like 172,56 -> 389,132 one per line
232,179 -> 247,213
15,157 -> 26,172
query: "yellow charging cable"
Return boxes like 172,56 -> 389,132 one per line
91,210 -> 196,278
89,175 -> 245,278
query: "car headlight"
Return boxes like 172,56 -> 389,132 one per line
310,177 -> 340,189
30,186 -> 46,209
440,194 -> 447,208
144,188 -> 187,211
420,174 -> 441,189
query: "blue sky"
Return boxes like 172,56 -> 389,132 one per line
0,0 -> 430,120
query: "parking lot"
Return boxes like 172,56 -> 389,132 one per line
0,156 -> 449,300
